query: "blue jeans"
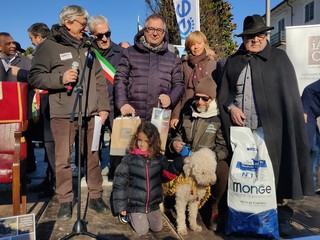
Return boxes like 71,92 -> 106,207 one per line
311,132 -> 320,191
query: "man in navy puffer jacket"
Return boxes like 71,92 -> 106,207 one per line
114,13 -> 184,121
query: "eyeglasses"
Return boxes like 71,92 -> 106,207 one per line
145,27 -> 165,34
194,95 -> 210,102
245,33 -> 266,40
73,19 -> 87,27
96,31 -> 111,40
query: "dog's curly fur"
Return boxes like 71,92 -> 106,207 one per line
174,148 -> 217,235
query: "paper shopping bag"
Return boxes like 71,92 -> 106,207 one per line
110,116 -> 141,156
151,108 -> 171,152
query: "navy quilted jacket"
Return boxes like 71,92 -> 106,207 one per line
114,30 -> 184,121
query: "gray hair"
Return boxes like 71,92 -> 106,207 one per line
145,13 -> 167,31
28,23 -> 50,38
88,15 -> 109,34
59,5 -> 89,26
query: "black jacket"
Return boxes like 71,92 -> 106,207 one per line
301,79 -> 320,148
112,153 -> 182,214
217,41 -> 314,200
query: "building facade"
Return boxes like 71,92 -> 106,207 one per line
266,0 -> 320,50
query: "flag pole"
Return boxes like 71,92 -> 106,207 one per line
266,0 -> 271,41
196,0 -> 200,31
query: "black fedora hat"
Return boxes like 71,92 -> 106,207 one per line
237,14 -> 274,37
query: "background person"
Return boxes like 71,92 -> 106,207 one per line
0,32 -> 36,174
217,14 -> 314,236
0,32 -> 31,82
301,79 -> 320,194
13,41 -> 25,54
119,41 -> 130,48
27,22 -> 56,199
28,23 -> 50,47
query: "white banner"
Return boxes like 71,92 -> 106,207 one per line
286,24 -> 320,94
173,0 -> 200,45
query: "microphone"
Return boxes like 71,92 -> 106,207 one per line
66,61 -> 79,95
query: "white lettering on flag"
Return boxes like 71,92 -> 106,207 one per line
173,0 -> 200,45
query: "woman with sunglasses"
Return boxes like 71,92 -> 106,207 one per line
170,31 -> 217,129
167,76 -> 229,232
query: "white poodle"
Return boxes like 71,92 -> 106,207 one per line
169,148 -> 217,235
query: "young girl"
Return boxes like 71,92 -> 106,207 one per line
112,122 -> 182,235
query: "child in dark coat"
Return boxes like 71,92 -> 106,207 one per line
112,122 -> 183,235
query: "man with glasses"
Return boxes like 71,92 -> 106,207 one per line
167,76 -> 229,232
88,15 -> 124,182
114,13 -> 184,121
29,5 -> 110,220
217,14 -> 313,236
88,15 -> 123,128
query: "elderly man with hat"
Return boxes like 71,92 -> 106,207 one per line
217,14 -> 314,236
167,76 -> 229,232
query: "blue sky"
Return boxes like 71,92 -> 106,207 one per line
0,0 -> 281,50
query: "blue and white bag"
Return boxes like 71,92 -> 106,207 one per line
226,127 -> 280,239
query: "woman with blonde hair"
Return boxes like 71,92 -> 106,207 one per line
168,31 -> 221,231
170,31 -> 217,128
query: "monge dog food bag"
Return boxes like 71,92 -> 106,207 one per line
226,127 -> 279,239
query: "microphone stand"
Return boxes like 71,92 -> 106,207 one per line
61,42 -> 108,240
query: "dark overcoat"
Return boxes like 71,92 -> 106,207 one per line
217,41 -> 314,200
301,79 -> 320,148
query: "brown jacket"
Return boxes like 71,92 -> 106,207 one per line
171,56 -> 216,120
28,24 -> 110,118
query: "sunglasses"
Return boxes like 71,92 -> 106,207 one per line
96,31 -> 111,40
194,95 -> 210,102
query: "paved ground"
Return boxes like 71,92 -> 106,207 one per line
1,143 -> 320,240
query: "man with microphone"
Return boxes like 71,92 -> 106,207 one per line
28,5 -> 110,220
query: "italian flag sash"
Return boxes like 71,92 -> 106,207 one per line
93,48 -> 116,84
32,89 -> 48,123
